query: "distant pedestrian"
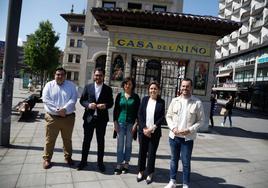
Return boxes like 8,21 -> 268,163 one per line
42,67 -> 78,169
113,77 -> 140,175
210,93 -> 217,127
77,67 -> 113,172
136,81 -> 165,184
221,95 -> 234,128
165,78 -> 205,188
28,76 -> 33,92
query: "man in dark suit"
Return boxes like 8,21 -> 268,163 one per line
77,67 -> 113,172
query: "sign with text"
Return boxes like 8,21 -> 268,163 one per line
114,38 -> 211,57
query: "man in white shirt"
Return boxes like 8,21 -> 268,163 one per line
42,67 -> 78,169
165,78 -> 205,188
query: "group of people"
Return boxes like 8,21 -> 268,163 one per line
41,67 -> 205,188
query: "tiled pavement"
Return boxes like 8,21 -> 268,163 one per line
0,91 -> 268,188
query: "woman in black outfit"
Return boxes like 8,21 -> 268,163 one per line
136,81 -> 165,184
221,95 -> 234,128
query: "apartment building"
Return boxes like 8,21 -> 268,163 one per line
60,7 -> 85,85
214,0 -> 268,113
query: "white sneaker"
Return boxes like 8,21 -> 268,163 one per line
164,180 -> 176,188
183,184 -> 189,188
221,123 -> 225,127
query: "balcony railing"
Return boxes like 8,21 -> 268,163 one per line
239,27 -> 249,35
263,35 -> 268,42
251,2 -> 265,13
251,18 -> 264,29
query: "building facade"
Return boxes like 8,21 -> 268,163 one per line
61,0 -> 240,129
214,0 -> 268,113
61,10 -> 85,85
79,0 -> 183,87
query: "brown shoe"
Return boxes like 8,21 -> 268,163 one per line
65,158 -> 74,166
43,160 -> 52,169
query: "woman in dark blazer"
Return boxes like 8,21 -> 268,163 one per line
136,81 -> 165,184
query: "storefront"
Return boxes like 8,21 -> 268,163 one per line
92,8 -> 241,130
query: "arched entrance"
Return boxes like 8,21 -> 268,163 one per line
95,55 -> 106,70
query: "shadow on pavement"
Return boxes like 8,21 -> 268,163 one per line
214,107 -> 268,120
17,111 -> 44,122
8,144 -> 249,164
209,126 -> 268,140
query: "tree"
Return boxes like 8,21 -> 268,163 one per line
24,20 -> 60,89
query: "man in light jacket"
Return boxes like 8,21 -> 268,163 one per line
165,78 -> 205,188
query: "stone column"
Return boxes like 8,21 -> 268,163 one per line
124,53 -> 132,77
105,38 -> 112,85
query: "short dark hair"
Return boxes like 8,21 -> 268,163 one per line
148,80 -> 160,91
94,67 -> 105,75
55,67 -> 66,75
181,78 -> 192,86
121,77 -> 136,91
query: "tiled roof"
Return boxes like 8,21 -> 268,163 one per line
60,13 -> 85,22
91,8 -> 241,37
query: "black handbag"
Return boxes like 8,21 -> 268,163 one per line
113,130 -> 117,139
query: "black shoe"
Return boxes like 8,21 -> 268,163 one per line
122,167 -> 129,174
146,179 -> 153,184
146,175 -> 153,184
114,168 -> 122,175
77,162 -> 87,171
98,163 -> 106,172
136,175 -> 144,182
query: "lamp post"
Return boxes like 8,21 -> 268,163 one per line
0,0 -> 23,146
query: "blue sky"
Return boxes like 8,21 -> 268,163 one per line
0,0 -> 218,50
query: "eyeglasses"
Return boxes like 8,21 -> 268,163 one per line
94,74 -> 103,77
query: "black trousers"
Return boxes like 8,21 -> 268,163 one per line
81,117 -> 107,164
210,113 -> 214,127
138,134 -> 160,174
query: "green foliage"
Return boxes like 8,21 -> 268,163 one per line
23,20 -> 60,79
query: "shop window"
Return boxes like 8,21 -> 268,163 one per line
95,55 -> 106,70
103,1 -> 115,8
68,54 -> 73,63
75,54 -> 81,63
153,5 -> 167,12
245,70 -> 253,78
69,39 -> 75,47
145,59 -> 161,84
111,54 -> 124,81
257,69 -> 263,77
235,71 -> 243,79
67,71 -> 72,80
74,72 -> 79,81
128,3 -> 142,10
77,39 -> 83,48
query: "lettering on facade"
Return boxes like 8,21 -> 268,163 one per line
115,38 -> 211,57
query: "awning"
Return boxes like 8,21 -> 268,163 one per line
216,70 -> 232,77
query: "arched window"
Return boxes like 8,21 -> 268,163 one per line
95,55 -> 106,70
